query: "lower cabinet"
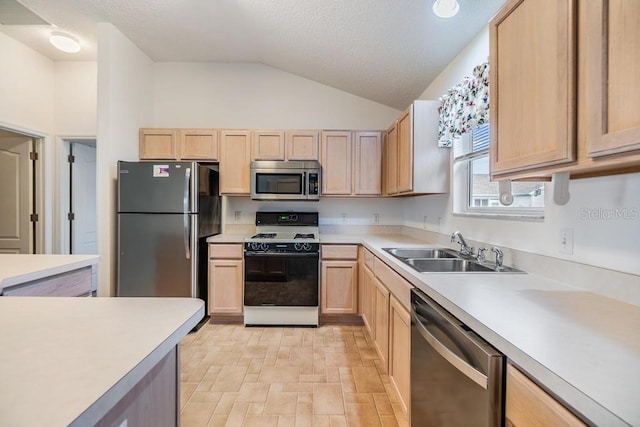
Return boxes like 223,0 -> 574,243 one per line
2,266 -> 93,297
208,244 -> 243,315
506,364 -> 586,427
389,294 -> 411,416
321,245 -> 359,315
373,277 -> 390,371
361,257 -> 376,338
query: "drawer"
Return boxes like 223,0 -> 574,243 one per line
373,258 -> 412,310
209,244 -> 243,259
322,244 -> 358,260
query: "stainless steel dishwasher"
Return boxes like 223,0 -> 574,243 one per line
411,288 -> 504,426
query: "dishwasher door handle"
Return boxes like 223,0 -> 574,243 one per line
411,311 -> 488,390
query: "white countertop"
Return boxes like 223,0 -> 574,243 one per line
0,297 -> 204,427
0,254 -> 99,293
206,231 -> 640,425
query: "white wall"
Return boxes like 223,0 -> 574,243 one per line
96,23 -> 154,296
55,62 -> 97,136
406,27 -> 640,276
152,62 -> 400,130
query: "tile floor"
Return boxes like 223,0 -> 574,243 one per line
179,323 -> 410,427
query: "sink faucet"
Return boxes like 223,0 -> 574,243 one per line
451,231 -> 474,257
491,247 -> 504,270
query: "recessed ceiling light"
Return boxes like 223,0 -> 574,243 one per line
49,31 -> 81,53
432,0 -> 460,18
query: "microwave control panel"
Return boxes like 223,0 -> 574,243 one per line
308,173 -> 319,195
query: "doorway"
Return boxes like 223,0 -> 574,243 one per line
0,128 -> 40,254
59,138 -> 97,255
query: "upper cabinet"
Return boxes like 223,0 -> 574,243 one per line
585,0 -> 640,158
354,131 -> 383,196
385,100 -> 449,195
220,130 -> 251,195
489,0 -> 577,178
252,130 -> 285,161
286,130 -> 320,160
321,131 -> 353,195
490,0 -> 640,180
139,128 -> 218,160
139,129 -> 177,160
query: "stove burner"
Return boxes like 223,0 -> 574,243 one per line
251,233 -> 276,239
294,233 -> 315,239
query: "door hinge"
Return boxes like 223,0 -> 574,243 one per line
68,212 -> 75,221
68,154 -> 75,163
30,151 -> 38,161
30,213 -> 39,222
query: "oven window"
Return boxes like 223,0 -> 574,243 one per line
244,254 -> 319,306
255,173 -> 303,194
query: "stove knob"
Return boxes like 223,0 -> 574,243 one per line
294,243 -> 304,251
302,243 -> 312,251
250,242 -> 260,251
259,242 -> 269,252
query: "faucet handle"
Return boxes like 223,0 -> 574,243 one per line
490,246 -> 504,270
477,247 -> 487,263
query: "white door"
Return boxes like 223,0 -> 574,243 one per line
0,136 -> 32,254
71,142 -> 97,254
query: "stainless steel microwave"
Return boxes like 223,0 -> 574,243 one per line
250,160 -> 321,201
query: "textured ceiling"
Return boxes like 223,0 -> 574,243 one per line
1,0 -> 506,109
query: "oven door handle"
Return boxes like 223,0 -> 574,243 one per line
411,310 -> 488,390
244,252 -> 319,258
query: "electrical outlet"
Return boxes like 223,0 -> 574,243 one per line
373,213 -> 380,224
234,210 -> 241,222
341,213 -> 347,223
559,227 -> 573,255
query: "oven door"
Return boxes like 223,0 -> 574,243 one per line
244,252 -> 319,306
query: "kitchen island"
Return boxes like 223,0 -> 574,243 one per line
0,254 -> 99,296
0,297 -> 204,426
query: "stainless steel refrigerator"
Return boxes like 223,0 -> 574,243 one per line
117,161 -> 221,302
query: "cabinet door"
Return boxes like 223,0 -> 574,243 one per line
220,130 -> 251,195
321,260 -> 358,314
286,130 -> 319,160
385,124 -> 398,195
374,278 -> 390,372
506,364 -> 586,427
208,259 -> 243,314
252,130 -> 285,160
321,131 -> 353,195
179,129 -> 218,160
397,108 -> 413,193
139,129 -> 177,160
489,0 -> 577,177
389,295 -> 411,417
362,264 -> 376,340
586,0 -> 640,157
354,131 -> 382,195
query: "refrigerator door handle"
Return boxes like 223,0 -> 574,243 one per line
183,167 -> 192,259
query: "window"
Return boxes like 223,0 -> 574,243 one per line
453,124 -> 545,217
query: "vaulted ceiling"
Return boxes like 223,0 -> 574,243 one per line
0,0 -> 505,110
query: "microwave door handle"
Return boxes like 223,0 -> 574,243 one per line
303,171 -> 307,196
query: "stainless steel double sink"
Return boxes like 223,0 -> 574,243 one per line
383,247 -> 524,273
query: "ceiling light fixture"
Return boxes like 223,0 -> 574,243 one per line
49,31 -> 81,53
432,0 -> 460,18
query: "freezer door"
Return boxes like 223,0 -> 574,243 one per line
118,213 -> 195,297
118,161 -> 195,213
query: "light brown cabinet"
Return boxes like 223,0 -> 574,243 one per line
506,364 -> 586,427
252,130 -> 285,160
321,245 -> 358,315
286,130 -> 320,160
353,131 -> 383,195
373,277 -> 390,371
321,131 -> 353,195
389,294 -> 411,417
139,128 -> 177,160
220,130 -> 251,195
489,0 -> 640,180
139,128 -> 218,160
384,100 -> 449,195
585,0 -> 640,159
360,248 -> 376,337
208,244 -> 244,315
